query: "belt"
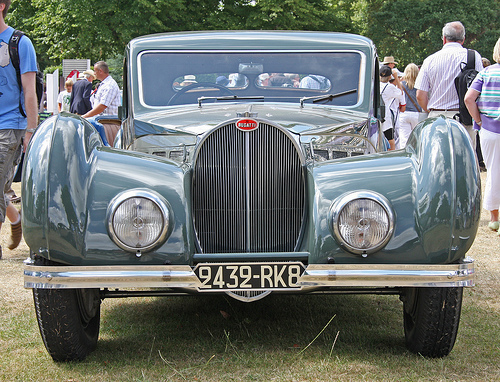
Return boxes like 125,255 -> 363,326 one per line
429,108 -> 459,111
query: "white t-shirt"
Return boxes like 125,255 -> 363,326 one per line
380,82 -> 406,132
57,90 -> 71,112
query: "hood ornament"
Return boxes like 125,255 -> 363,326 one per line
236,111 -> 258,118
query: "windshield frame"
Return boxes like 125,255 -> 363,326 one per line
136,49 -> 367,110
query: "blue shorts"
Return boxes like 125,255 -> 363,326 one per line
0,129 -> 24,222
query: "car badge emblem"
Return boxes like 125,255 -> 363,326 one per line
236,119 -> 259,131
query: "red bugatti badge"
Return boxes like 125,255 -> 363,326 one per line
236,119 -> 259,131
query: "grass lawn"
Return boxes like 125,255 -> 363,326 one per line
1,174 -> 499,381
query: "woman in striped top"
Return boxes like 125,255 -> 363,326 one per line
465,37 -> 500,234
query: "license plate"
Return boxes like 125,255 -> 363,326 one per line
194,262 -> 305,291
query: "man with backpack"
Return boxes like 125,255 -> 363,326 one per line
0,0 -> 38,257
415,21 -> 483,147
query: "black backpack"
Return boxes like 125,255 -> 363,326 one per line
8,30 -> 44,118
454,49 -> 478,125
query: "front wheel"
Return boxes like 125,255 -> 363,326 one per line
402,287 -> 463,358
33,258 -> 101,361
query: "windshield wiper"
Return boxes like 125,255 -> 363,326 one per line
300,89 -> 357,108
198,95 -> 264,107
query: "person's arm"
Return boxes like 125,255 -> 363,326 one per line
416,90 -> 429,113
464,88 -> 482,126
82,104 -> 107,118
396,91 -> 406,112
391,70 -> 403,90
57,92 -> 63,112
21,72 -> 38,151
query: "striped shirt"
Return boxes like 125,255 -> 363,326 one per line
470,63 -> 500,134
94,75 -> 121,115
415,42 -> 483,110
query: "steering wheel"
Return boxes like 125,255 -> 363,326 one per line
168,82 -> 237,105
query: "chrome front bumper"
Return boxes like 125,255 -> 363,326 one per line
24,258 -> 475,290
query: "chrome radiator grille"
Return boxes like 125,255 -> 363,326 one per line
193,122 -> 305,253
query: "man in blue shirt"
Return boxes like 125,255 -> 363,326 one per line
0,0 -> 38,257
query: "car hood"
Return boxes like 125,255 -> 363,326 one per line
132,103 -> 369,138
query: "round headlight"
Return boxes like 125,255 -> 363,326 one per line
331,191 -> 394,255
108,190 -> 170,252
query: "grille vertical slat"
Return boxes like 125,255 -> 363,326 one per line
193,122 -> 305,253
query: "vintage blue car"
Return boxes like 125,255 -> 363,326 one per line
22,31 -> 480,361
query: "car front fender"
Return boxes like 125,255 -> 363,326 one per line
307,117 -> 480,264
22,114 -> 194,265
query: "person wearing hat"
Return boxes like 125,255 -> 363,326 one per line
380,64 -> 406,150
180,75 -> 197,87
70,69 -> 95,115
382,56 -> 398,67
382,56 -> 403,78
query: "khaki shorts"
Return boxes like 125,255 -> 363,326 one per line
0,129 -> 25,222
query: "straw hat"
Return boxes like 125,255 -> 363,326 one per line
382,56 -> 398,65
83,69 -> 95,78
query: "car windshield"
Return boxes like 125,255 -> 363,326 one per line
139,51 -> 363,107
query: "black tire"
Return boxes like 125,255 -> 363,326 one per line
402,287 -> 463,358
32,257 -> 101,362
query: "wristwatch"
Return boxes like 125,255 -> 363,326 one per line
475,120 -> 482,126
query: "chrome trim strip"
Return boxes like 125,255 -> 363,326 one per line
299,262 -> 475,288
24,265 -> 200,289
24,260 -> 474,289
245,131 -> 251,252
193,252 -> 310,262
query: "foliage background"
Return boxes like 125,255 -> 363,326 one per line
6,0 -> 500,74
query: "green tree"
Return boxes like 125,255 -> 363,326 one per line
359,0 -> 500,67
6,0 -> 500,72
7,0 -> 356,66
244,0 -> 348,31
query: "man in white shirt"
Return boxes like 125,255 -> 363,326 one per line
82,61 -> 120,118
415,21 -> 483,146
